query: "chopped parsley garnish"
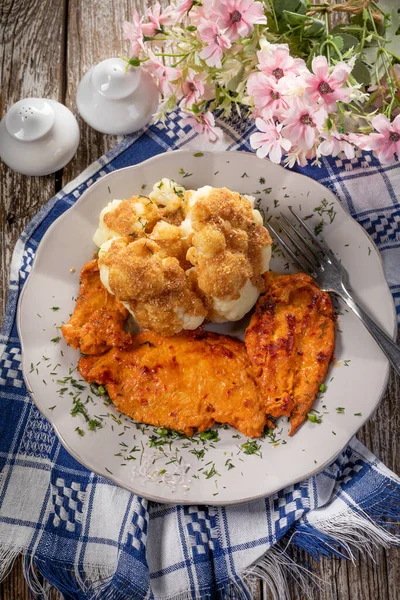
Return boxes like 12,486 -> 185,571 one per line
75,427 -> 85,437
51,336 -> 60,343
204,463 -> 220,479
88,419 -> 102,431
354,412 -> 362,416
190,448 -> 206,460
336,407 -> 345,414
49,405 -> 56,411
199,430 -> 220,442
241,440 -> 261,456
273,199 -> 280,208
259,177 -> 265,185
319,383 -> 326,393
343,359 -> 351,367
179,168 -> 192,178
314,220 -> 324,236
241,172 -> 249,178
225,459 -> 235,470
307,413 -> 322,424
193,152 -> 204,157
51,307 -> 60,311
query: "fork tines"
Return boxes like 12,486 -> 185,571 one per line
267,206 -> 337,277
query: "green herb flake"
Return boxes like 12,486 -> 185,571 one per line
225,458 -> 235,470
354,412 -> 362,416
75,427 -> 85,437
307,413 -> 322,424
240,440 -> 261,456
51,336 -> 60,343
259,177 -> 265,185
51,307 -> 60,312
199,430 -> 220,442
319,383 -> 326,393
193,152 -> 204,157
336,407 -> 345,414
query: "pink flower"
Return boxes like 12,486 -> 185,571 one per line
281,99 -> 327,150
180,70 -> 215,109
146,51 -> 182,97
123,12 -> 145,57
303,56 -> 351,112
357,114 -> 400,164
212,0 -> 267,42
183,111 -> 222,143
250,118 -> 292,163
257,45 -> 306,80
176,0 -> 195,19
319,130 -> 355,159
247,72 -> 290,119
198,20 -> 231,69
141,2 -> 177,36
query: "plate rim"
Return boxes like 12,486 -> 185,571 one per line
16,149 -> 398,505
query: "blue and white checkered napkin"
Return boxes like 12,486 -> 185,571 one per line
1,113 -> 399,599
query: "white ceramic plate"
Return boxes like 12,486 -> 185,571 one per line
18,150 -> 397,505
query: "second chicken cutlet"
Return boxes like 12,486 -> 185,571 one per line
245,272 -> 335,435
79,330 -> 267,438
61,259 -> 132,355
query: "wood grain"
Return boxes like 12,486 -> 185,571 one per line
0,1 -> 399,599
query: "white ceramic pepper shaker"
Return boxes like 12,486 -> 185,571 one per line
0,99 -> 80,176
76,58 -> 159,135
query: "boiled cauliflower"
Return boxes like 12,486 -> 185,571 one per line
98,237 -> 206,336
93,195 -> 160,247
182,187 -> 272,322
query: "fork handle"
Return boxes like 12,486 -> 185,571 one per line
339,287 -> 400,377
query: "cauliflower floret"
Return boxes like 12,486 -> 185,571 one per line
184,187 -> 272,322
212,279 -> 260,322
93,196 -> 160,247
98,237 -> 207,336
93,200 -> 123,248
150,220 -> 188,267
149,178 -> 186,213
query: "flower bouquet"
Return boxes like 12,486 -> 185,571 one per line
122,0 -> 400,166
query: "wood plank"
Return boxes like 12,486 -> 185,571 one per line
262,363 -> 400,600
0,1 -> 399,599
61,0 -> 148,185
0,0 -> 66,326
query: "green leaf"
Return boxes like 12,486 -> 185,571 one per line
386,8 -> 400,60
274,0 -> 306,18
282,10 -> 309,25
128,57 -> 140,67
340,33 -> 360,52
226,68 -> 245,92
331,35 -> 344,52
351,59 -> 371,86
304,19 -> 325,38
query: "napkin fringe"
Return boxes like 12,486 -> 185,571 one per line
0,544 -> 23,582
292,480 -> 400,562
2,480 -> 398,599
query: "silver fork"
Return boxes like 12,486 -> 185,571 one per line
267,206 -> 400,377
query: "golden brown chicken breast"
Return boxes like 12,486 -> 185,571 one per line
61,259 -> 132,355
245,272 -> 335,435
79,329 -> 267,438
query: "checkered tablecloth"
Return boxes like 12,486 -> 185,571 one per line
0,112 -> 399,599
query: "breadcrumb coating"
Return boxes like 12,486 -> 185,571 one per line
94,183 -> 272,333
93,195 -> 160,247
184,187 -> 272,320
98,237 -> 206,335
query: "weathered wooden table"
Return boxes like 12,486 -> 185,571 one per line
0,1 -> 399,598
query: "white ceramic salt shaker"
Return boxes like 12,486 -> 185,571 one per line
0,99 -> 80,176
76,58 -> 159,135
